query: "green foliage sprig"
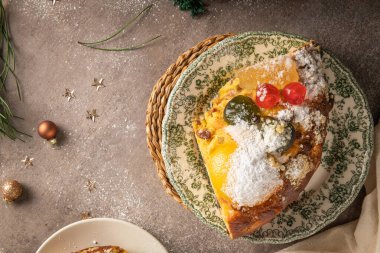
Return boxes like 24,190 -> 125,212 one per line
0,2 -> 24,140
172,0 -> 206,16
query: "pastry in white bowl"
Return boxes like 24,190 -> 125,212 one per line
73,245 -> 128,253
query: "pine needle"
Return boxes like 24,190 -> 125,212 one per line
78,4 -> 153,46
79,35 -> 162,52
78,4 -> 160,51
0,1 -> 23,140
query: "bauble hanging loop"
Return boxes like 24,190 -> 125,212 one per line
1,179 -> 23,203
38,120 -> 58,144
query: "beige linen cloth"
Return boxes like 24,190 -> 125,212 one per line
278,121 -> 380,253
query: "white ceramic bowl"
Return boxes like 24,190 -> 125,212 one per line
36,218 -> 167,253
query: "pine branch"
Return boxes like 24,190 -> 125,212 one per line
0,1 -> 22,140
79,35 -> 162,52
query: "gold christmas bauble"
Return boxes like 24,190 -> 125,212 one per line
38,120 -> 58,144
1,179 -> 23,203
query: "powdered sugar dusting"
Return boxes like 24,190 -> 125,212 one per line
276,108 -> 293,121
256,86 -> 267,102
285,56 -> 293,70
224,122 -> 284,207
293,45 -> 328,99
285,154 -> 312,186
276,105 -> 326,143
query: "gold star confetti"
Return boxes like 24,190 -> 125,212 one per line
21,156 -> 34,167
86,109 -> 99,122
63,88 -> 75,101
80,211 -> 92,220
84,179 -> 96,192
92,78 -> 105,91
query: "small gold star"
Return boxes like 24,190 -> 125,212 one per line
63,88 -> 75,101
84,179 -> 96,192
92,78 -> 105,91
86,109 -> 99,122
21,156 -> 34,167
80,211 -> 92,220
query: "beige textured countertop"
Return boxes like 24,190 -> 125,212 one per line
0,0 -> 379,252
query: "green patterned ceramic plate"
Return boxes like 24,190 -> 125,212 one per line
161,32 -> 373,243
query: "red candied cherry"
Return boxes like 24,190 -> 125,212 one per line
282,82 -> 307,105
256,83 -> 280,109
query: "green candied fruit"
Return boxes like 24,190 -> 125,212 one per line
223,95 -> 260,125
278,122 -> 295,153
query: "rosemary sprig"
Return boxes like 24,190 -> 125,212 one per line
0,1 -> 24,140
78,4 -> 153,46
78,4 -> 161,52
78,35 -> 162,52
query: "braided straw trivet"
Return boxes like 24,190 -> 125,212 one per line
146,33 -> 234,207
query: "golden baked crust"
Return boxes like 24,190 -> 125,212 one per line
192,41 -> 333,239
73,246 -> 128,253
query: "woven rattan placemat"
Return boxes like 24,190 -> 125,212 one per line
146,33 -> 234,207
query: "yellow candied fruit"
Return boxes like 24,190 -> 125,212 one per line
218,78 -> 240,98
206,129 -> 237,197
235,56 -> 300,92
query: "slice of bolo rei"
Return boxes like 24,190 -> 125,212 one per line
192,41 -> 333,239
73,246 -> 128,253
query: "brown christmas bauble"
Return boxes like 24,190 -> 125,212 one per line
1,179 -> 23,203
38,120 -> 58,144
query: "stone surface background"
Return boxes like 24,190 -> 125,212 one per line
0,0 -> 379,252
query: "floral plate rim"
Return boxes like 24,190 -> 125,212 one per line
161,31 -> 374,244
